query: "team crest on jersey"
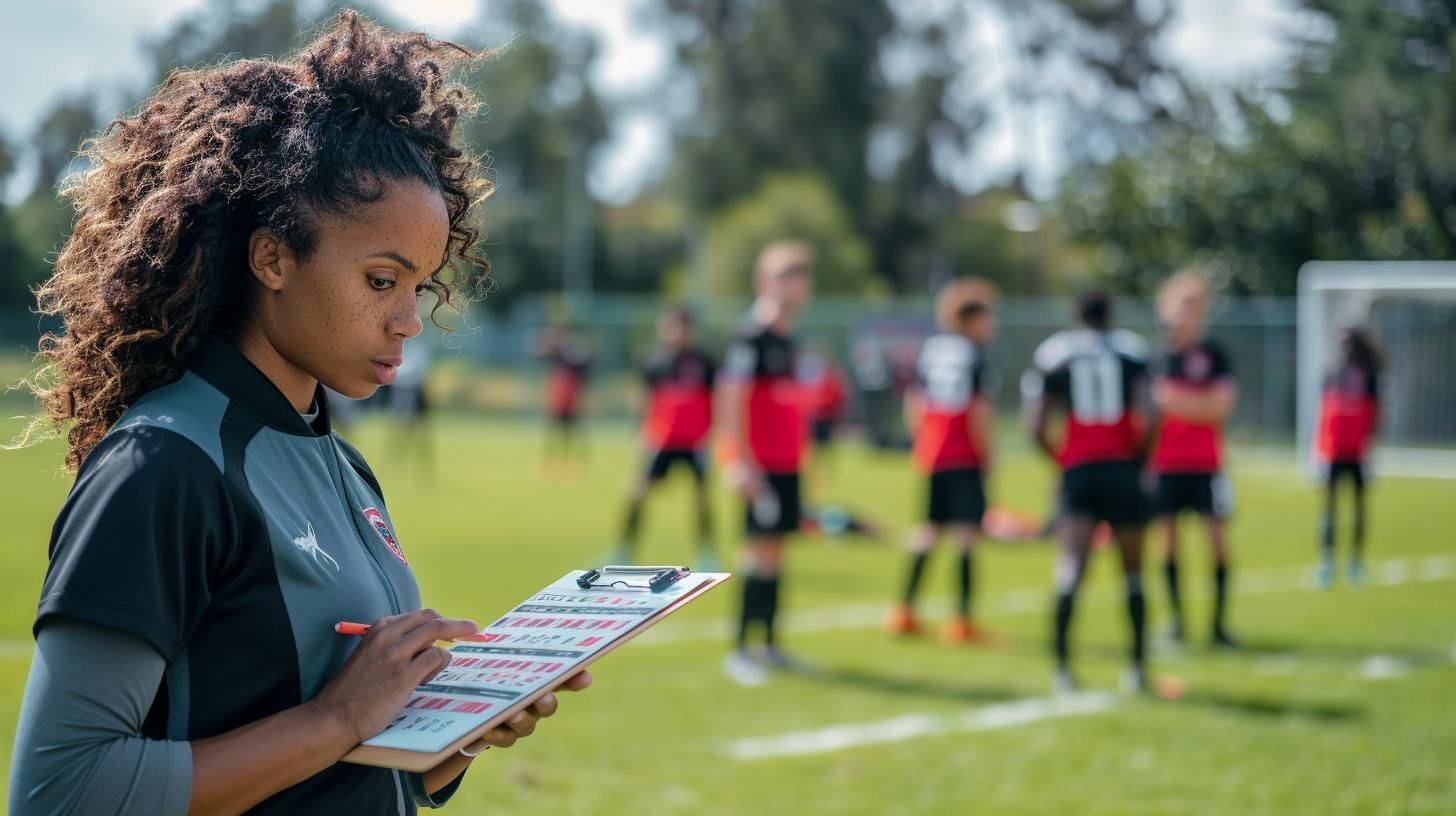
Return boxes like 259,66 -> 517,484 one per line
363,507 -> 407,564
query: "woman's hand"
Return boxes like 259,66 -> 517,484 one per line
461,670 -> 593,751
310,608 -> 478,744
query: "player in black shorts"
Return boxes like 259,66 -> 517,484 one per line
718,241 -> 815,686
614,307 -> 719,568
1027,292 -> 1158,694
1149,273 -> 1238,647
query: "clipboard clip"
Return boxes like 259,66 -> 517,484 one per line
576,565 -> 690,592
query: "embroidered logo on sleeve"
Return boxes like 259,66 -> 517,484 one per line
293,521 -> 340,571
363,507 -> 408,564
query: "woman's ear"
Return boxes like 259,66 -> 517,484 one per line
248,227 -> 295,292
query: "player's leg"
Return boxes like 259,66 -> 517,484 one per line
941,523 -> 980,644
894,522 -> 936,630
1207,473 -> 1236,647
1113,522 -> 1149,692
1348,462 -> 1368,586
615,451 -> 661,563
757,474 -> 801,665
1052,514 -> 1094,693
1316,464 -> 1340,589
1158,498 -> 1184,643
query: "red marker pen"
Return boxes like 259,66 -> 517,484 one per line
334,620 -> 491,642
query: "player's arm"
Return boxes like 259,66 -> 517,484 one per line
903,385 -> 925,438
1026,367 -> 1061,462
715,341 -> 761,496
1155,378 -> 1236,425
972,397 -> 995,473
1132,366 -> 1160,463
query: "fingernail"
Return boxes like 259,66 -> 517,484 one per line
540,693 -> 556,708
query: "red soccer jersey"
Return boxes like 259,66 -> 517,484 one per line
802,357 -> 847,423
545,344 -> 591,418
642,348 -> 716,451
1316,364 -> 1379,462
723,323 -> 804,474
1033,329 -> 1150,470
1152,339 -> 1233,474
912,334 -> 988,473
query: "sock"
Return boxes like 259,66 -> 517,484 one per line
956,552 -> 973,618
1126,574 -> 1146,666
903,551 -> 930,606
1319,509 -> 1335,564
762,576 -> 781,646
1213,562 -> 1229,636
737,576 -> 767,647
1163,558 -> 1183,630
1053,591 -> 1075,668
1352,505 -> 1366,563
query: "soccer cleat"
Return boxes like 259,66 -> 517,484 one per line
1347,560 -> 1366,588
941,616 -> 997,646
1120,664 -> 1151,695
1211,629 -> 1240,650
722,649 -> 768,688
1165,620 -> 1186,645
759,645 -> 804,672
1051,667 -> 1079,697
1314,561 -> 1334,590
883,604 -> 923,636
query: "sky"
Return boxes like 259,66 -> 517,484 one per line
0,0 -> 1300,203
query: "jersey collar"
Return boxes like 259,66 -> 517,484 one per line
190,336 -> 332,437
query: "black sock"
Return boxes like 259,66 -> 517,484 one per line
1352,504 -> 1366,562
738,576 -> 766,647
1213,562 -> 1229,636
696,495 -> 713,548
956,552 -> 973,618
1127,576 -> 1146,666
762,576 -> 781,646
1054,591 -> 1076,668
903,551 -> 930,605
1163,557 -> 1182,630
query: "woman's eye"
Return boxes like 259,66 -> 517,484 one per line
369,277 -> 394,291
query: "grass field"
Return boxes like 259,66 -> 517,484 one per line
1,413 -> 1454,814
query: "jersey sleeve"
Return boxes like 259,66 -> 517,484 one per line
36,426 -> 235,663
1208,341 -> 1234,381
720,336 -> 759,385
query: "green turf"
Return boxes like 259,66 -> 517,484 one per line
1,414 -> 1454,814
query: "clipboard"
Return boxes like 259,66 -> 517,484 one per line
342,566 -> 731,772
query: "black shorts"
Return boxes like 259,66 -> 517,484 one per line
1154,472 -> 1234,519
926,468 -> 987,525
646,449 -> 707,483
1325,460 -> 1366,491
746,472 -> 802,536
1062,461 -> 1148,528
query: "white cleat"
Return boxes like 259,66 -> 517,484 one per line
723,649 -> 769,688
1052,667 -> 1079,697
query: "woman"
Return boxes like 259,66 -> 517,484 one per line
10,12 -> 588,814
1314,327 -> 1382,588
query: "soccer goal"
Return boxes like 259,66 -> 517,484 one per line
1297,262 -> 1456,479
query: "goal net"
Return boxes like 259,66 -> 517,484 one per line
1297,262 -> 1456,479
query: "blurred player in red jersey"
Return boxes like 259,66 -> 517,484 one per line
1314,327 -> 1382,589
614,307 -> 720,568
1149,273 -> 1239,647
1028,292 -> 1158,694
886,278 -> 999,645
718,241 -> 814,686
537,323 -> 593,478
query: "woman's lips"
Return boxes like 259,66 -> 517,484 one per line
373,361 -> 398,385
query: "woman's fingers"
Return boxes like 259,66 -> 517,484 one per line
531,693 -> 558,719
558,670 -> 593,692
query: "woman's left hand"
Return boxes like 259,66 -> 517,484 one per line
464,670 -> 593,752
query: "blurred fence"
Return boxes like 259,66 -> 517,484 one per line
0,296 -> 1300,441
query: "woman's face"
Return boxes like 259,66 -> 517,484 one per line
254,177 -> 450,400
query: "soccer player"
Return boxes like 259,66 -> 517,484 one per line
1027,292 -> 1157,694
718,240 -> 815,686
615,306 -> 719,568
1314,327 -> 1382,588
886,278 -> 998,644
538,322 -> 593,477
1149,272 -> 1238,647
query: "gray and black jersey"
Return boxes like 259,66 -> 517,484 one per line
35,337 -> 443,813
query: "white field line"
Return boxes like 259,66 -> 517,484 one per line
725,692 -> 1117,762
639,554 -> 1456,647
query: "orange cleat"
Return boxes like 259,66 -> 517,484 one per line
883,604 -> 922,636
941,616 -> 999,646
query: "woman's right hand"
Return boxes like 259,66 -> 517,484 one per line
309,608 -> 478,746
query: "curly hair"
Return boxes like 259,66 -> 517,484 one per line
27,10 -> 492,470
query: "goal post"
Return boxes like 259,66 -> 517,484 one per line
1297,262 -> 1456,479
